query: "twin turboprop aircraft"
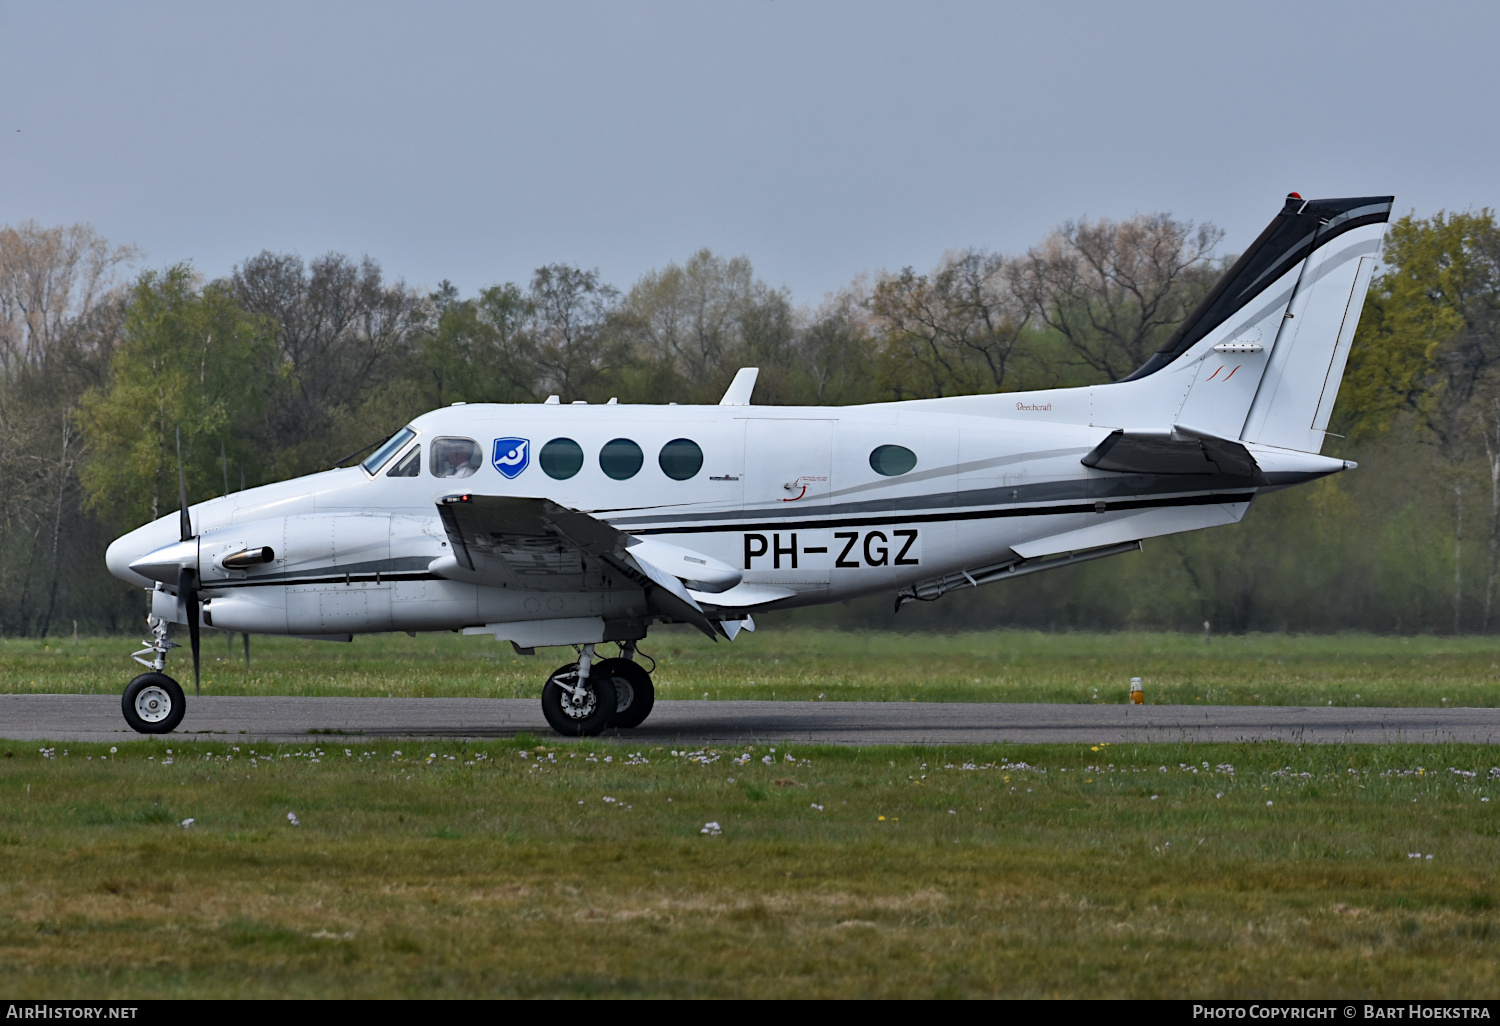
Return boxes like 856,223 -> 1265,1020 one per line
106,192 -> 1392,736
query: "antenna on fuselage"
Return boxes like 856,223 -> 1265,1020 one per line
719,367 -> 759,406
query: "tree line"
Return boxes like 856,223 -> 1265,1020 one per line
0,207 -> 1495,636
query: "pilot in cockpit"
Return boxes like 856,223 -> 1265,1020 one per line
433,437 -> 481,478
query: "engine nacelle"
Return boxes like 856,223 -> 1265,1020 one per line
201,591 -> 290,633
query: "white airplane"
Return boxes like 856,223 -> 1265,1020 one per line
106,192 -> 1391,737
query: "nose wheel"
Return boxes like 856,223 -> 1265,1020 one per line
122,673 -> 186,734
122,615 -> 186,734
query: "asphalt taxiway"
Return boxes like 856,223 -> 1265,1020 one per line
4,694 -> 1500,745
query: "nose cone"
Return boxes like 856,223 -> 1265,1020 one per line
107,519 -> 186,588
128,538 -> 199,586
106,532 -> 151,587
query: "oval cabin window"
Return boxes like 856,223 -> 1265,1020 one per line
869,444 -> 917,477
658,438 -> 704,481
599,438 -> 645,480
540,437 -> 585,480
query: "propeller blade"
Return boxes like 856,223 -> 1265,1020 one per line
179,566 -> 201,695
176,428 -> 192,543
243,631 -> 250,669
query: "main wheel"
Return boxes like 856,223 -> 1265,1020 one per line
540,662 -> 618,737
122,673 -> 186,734
593,658 -> 655,728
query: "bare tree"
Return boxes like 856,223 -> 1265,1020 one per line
871,250 -> 1030,397
0,222 -> 135,376
233,252 -> 428,464
800,285 -> 877,405
528,264 -> 619,399
1010,214 -> 1223,380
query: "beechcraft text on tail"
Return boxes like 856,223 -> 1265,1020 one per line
105,193 -> 1392,736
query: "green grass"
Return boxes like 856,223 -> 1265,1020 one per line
5,629 -> 1500,706
2,737 -> 1498,997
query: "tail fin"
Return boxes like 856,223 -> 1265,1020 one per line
1126,194 -> 1391,452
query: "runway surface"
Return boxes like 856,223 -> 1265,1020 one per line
4,694 -> 1500,745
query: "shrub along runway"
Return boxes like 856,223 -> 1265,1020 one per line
7,694 -> 1500,744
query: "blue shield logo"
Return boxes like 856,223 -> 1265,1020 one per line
492,438 -> 530,479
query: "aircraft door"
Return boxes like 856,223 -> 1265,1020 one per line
741,418 -> 835,588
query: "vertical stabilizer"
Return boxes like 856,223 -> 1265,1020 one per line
1240,205 -> 1387,451
1114,194 -> 1390,450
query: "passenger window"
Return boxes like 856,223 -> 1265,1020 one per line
658,438 -> 703,480
869,444 -> 917,477
599,438 -> 644,480
386,445 -> 420,477
430,437 -> 482,478
540,437 -> 585,480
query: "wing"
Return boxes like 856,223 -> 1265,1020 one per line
432,493 -> 729,639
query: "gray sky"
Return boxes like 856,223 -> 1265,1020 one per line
3,1 -> 1496,304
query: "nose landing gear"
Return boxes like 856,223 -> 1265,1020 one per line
123,673 -> 186,734
123,615 -> 186,734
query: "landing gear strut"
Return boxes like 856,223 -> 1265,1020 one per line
123,615 -> 186,734
539,642 -> 657,736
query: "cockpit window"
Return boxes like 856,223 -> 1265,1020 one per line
386,445 -> 420,477
431,436 -> 482,478
361,427 -> 416,475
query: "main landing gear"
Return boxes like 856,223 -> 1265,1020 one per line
123,615 -> 186,734
540,642 -> 657,737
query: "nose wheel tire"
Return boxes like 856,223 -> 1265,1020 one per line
592,658 -> 655,728
541,662 -> 618,737
122,673 -> 186,734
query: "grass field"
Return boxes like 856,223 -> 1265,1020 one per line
2,735 -> 1498,998
5,628 -> 1500,706
6,629 -> 1500,996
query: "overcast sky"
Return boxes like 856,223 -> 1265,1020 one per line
3,1 -> 1496,304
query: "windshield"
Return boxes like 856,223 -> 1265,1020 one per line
360,427 -> 416,475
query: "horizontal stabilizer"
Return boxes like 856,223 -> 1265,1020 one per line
1082,429 -> 1262,480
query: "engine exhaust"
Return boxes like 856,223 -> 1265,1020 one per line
222,546 -> 276,568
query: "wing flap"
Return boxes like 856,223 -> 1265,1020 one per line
434,493 -> 721,639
